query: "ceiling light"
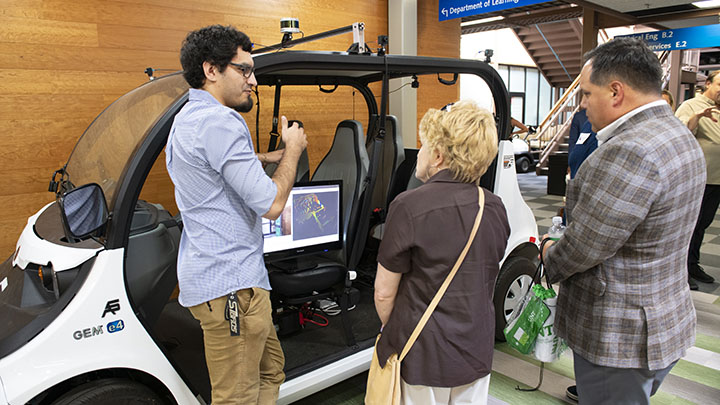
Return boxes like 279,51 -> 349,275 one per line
693,0 -> 720,8
461,16 -> 505,26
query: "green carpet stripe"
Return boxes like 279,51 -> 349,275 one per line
713,296 -> 720,306
649,390 -> 697,405
670,359 -> 720,390
488,371 -> 566,404
695,333 -> 720,354
494,342 -> 575,380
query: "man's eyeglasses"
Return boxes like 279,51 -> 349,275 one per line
228,62 -> 255,78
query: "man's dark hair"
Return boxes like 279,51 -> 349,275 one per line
583,37 -> 662,95
180,25 -> 253,89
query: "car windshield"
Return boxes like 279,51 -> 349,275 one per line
63,73 -> 189,209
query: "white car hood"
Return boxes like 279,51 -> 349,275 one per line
12,203 -> 102,271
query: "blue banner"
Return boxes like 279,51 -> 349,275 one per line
439,0 -> 550,22
615,24 -> 720,51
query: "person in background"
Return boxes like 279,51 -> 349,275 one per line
662,89 -> 675,111
373,100 -> 510,404
568,107 -> 588,153
542,38 -> 704,404
567,98 -> 597,180
511,117 -> 529,135
563,96 -> 598,403
675,70 -> 720,290
166,25 -> 307,404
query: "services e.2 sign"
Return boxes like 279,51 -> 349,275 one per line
616,24 -> 720,52
439,0 -> 550,22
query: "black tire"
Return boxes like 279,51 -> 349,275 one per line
494,255 -> 536,341
516,156 -> 531,173
51,378 -> 166,405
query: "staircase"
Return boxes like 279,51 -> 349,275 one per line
529,49 -> 672,175
515,20 -> 610,174
513,19 -> 583,89
530,75 -> 581,175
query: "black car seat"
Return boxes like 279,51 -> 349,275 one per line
366,115 -> 405,215
386,148 -> 420,205
311,120 -> 369,265
267,120 -> 368,345
263,140 -> 310,183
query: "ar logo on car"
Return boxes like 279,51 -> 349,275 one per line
102,299 -> 120,318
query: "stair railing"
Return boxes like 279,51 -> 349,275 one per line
532,46 -> 670,173
531,74 -> 582,171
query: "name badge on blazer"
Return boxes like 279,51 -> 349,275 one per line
577,132 -> 591,145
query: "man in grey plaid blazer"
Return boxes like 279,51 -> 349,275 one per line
542,38 -> 705,404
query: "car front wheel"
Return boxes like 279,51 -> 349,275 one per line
51,378 -> 166,405
494,255 -> 536,341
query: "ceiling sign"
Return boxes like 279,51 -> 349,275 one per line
439,0 -> 550,22
616,24 -> 720,51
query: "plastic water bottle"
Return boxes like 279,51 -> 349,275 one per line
548,216 -> 566,241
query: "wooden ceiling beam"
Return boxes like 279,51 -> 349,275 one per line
569,0 -> 636,23
530,48 -> 583,57
526,41 -> 581,51
634,7 -> 720,26
461,5 -> 582,34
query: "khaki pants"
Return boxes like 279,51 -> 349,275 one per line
189,288 -> 285,405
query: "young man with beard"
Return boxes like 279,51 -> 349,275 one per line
542,38 -> 705,403
166,25 -> 307,404
676,70 -> 720,290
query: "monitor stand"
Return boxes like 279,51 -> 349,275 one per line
268,257 -> 319,273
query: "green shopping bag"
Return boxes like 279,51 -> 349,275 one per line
503,284 -> 551,354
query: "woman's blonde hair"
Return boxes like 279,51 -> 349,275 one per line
419,100 -> 498,185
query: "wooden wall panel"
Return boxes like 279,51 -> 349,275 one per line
0,16 -> 99,46
0,0 -> 458,258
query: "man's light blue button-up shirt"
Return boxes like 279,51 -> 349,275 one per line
166,88 -> 277,307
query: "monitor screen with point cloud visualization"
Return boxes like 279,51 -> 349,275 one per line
262,180 -> 342,264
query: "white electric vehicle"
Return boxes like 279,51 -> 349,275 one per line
0,30 -> 538,405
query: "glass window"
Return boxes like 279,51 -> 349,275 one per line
497,65 -> 509,88
509,66 -> 525,93
65,73 -> 189,209
539,74 -> 552,123
510,95 -> 524,122
525,69 -> 539,126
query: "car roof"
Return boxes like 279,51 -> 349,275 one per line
253,50 -> 506,86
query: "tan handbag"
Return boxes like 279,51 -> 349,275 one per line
365,187 -> 485,405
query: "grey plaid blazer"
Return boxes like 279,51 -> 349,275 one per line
545,104 -> 706,370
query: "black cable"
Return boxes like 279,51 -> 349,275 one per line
373,82 -> 412,98
516,361 -> 544,392
388,82 -> 411,94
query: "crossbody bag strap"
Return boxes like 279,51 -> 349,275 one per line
398,186 -> 485,361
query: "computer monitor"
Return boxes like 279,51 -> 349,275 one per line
262,180 -> 342,271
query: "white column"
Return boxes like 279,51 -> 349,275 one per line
388,0 -> 418,148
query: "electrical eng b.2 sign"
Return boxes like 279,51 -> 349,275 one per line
616,24 -> 720,52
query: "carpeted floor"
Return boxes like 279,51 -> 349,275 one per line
292,172 -> 720,404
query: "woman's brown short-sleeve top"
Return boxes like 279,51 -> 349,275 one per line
376,169 -> 510,387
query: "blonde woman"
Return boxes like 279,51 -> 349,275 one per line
373,100 -> 510,404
